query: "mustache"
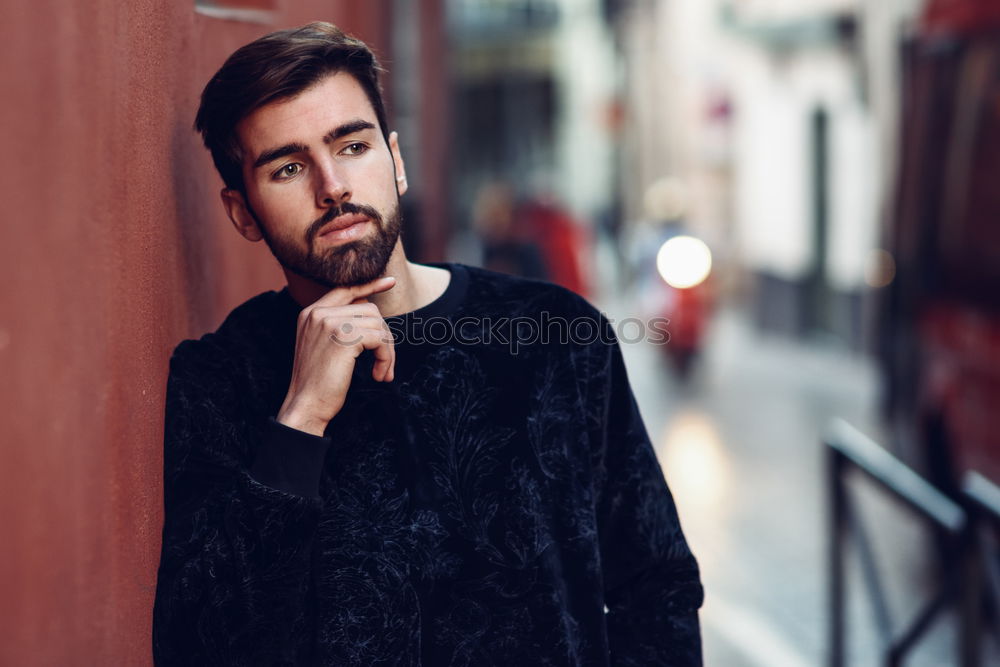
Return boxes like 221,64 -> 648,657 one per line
306,201 -> 382,244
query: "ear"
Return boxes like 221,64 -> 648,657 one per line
220,188 -> 264,242
388,131 -> 408,196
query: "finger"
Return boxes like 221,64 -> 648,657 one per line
356,328 -> 395,381
384,319 -> 396,382
310,303 -> 381,322
325,318 -> 390,345
311,276 -> 396,309
372,324 -> 395,382
387,321 -> 395,382
299,303 -> 378,338
337,326 -> 394,356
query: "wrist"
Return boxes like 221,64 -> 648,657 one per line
276,401 -> 329,437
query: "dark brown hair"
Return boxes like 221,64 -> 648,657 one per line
195,22 -> 389,192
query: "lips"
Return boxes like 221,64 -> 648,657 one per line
317,213 -> 370,238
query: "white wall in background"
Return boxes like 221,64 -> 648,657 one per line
553,0 -> 618,221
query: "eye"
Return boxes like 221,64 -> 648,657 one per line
342,142 -> 369,156
273,163 -> 302,180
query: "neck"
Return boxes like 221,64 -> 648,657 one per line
283,239 -> 448,317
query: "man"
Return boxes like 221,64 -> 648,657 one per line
152,22 -> 703,666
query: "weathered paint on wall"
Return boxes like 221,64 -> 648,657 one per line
0,1 -> 403,663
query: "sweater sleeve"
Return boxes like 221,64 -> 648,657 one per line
592,324 -> 704,666
152,341 -> 331,666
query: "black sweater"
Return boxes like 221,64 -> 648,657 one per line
152,263 -> 703,666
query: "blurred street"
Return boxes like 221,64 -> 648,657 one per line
600,273 -> 989,665
5,0 -> 1000,663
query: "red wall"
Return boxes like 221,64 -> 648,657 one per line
0,1 -> 405,663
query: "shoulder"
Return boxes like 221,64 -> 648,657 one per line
458,263 -> 603,323
454,264 -> 617,360
168,289 -> 291,379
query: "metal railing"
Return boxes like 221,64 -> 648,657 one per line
960,471 -> 1000,666
826,418 -> 968,666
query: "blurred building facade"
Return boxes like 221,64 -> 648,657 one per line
614,0 -> 901,350
445,0 -> 621,272
725,0 -> 875,347
871,0 -> 1000,487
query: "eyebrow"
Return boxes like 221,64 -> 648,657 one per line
252,142 -> 307,170
252,119 -> 377,170
323,119 -> 376,144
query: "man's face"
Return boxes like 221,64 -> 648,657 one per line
226,71 -> 407,288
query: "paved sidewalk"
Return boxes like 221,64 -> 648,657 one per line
608,300 -> 974,665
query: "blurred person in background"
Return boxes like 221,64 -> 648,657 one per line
627,178 -> 713,377
474,180 -> 591,298
152,21 -> 703,666
473,181 -> 549,281
517,187 -> 591,299
627,177 -> 690,315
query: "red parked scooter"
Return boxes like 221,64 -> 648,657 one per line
652,232 -> 713,376
630,179 -> 715,378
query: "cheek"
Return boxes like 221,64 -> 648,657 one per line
252,184 -> 309,219
374,171 -> 402,201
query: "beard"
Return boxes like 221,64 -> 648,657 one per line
252,199 -> 402,288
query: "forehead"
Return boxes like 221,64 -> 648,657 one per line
236,71 -> 378,158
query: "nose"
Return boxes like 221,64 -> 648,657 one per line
314,158 -> 349,208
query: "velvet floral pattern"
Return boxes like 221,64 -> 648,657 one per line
153,263 -> 703,666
